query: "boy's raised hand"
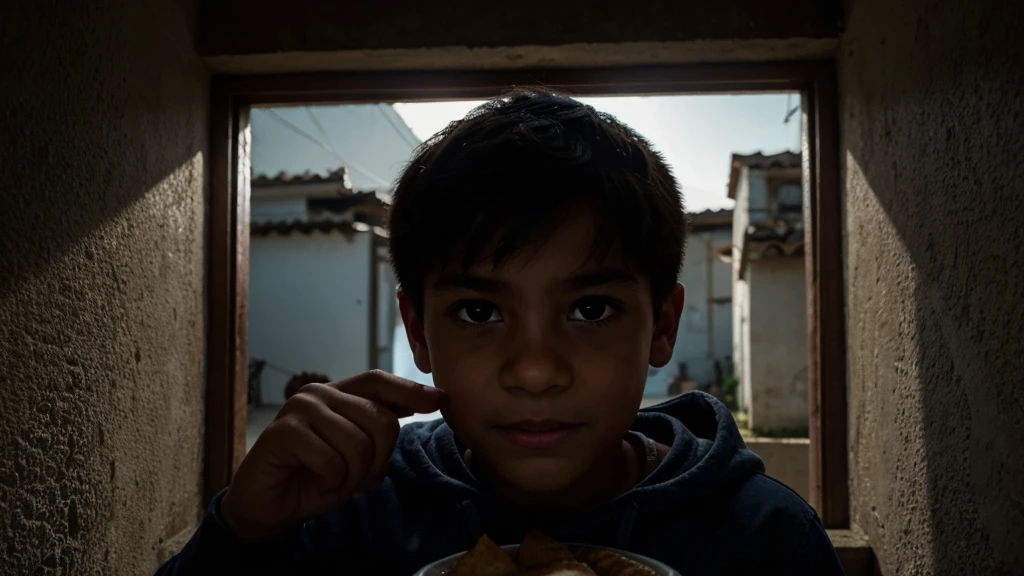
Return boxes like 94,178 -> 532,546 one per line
219,370 -> 446,541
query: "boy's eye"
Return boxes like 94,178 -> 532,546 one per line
569,297 -> 615,322
456,301 -> 502,324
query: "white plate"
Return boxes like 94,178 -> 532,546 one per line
412,544 -> 681,576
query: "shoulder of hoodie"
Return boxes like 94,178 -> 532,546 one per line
724,472 -> 824,541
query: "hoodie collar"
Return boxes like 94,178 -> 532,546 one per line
391,392 -> 764,546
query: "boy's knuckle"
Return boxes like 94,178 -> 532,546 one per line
297,381 -> 328,397
363,369 -> 389,381
267,415 -> 304,440
287,386 -> 325,411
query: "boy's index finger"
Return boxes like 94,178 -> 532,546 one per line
336,370 -> 445,416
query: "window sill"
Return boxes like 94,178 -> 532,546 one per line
827,529 -> 879,576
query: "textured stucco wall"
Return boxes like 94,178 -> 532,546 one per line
0,1 -> 209,574
840,0 -> 1024,573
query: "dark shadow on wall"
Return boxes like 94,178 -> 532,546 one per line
0,1 -> 209,575
840,0 -> 1024,573
197,0 -> 842,56
0,1 -> 205,297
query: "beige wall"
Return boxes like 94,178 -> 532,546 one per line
840,0 -> 1024,573
746,257 -> 810,431
0,1 -> 209,575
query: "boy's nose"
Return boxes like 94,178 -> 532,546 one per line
498,328 -> 571,394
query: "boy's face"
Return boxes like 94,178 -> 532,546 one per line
399,211 -> 684,497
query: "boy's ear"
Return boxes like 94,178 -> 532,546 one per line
397,289 -> 433,374
649,282 -> 685,368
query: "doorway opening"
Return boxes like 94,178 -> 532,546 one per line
206,64 -> 847,529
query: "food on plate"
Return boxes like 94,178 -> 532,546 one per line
517,530 -> 577,571
518,560 -> 597,576
447,530 -> 658,576
447,534 -> 519,576
571,546 -> 657,576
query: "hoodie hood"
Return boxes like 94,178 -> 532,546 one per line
389,391 -> 765,548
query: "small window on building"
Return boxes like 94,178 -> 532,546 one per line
776,183 -> 802,220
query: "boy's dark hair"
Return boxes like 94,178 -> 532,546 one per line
388,88 -> 688,318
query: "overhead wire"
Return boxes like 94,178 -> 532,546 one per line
264,109 -> 392,189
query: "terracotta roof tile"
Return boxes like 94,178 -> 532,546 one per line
250,220 -> 363,237
689,208 -> 733,229
730,151 -> 801,170
252,167 -> 351,187
727,151 -> 801,199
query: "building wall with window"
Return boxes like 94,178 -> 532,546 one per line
728,152 -> 807,429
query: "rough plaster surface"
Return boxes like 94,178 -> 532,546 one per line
199,0 -> 841,57
0,1 -> 208,574
840,0 -> 1024,573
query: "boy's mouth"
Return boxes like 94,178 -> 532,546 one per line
497,419 -> 583,449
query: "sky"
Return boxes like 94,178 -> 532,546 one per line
394,94 -> 802,213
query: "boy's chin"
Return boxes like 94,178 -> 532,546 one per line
493,458 -> 589,495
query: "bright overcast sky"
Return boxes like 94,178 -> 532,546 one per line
394,94 -> 801,213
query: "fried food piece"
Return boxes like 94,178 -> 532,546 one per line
572,547 -> 657,576
449,534 -> 519,576
517,530 -> 578,571
518,560 -> 598,576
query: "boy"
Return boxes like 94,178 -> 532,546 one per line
158,89 -> 844,575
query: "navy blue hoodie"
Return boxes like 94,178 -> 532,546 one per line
157,392 -> 843,575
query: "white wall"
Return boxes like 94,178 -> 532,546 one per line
248,231 -> 372,404
746,256 -> 809,430
735,276 -> 752,411
250,198 -> 307,223
374,245 -> 398,373
646,227 -> 734,395
733,167 -> 752,410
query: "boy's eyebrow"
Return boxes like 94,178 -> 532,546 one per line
429,272 -> 508,294
561,267 -> 640,291
429,267 -> 639,294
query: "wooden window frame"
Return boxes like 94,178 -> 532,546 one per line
205,62 -> 849,529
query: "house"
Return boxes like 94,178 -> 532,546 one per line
247,105 -> 421,405
720,151 -> 809,432
645,209 -> 734,396
248,169 -> 399,404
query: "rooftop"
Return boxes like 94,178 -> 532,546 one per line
252,167 -> 352,187
727,151 -> 801,199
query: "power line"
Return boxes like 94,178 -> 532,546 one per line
305,107 -> 337,154
783,93 -> 800,124
264,109 -> 392,189
378,103 -> 422,149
